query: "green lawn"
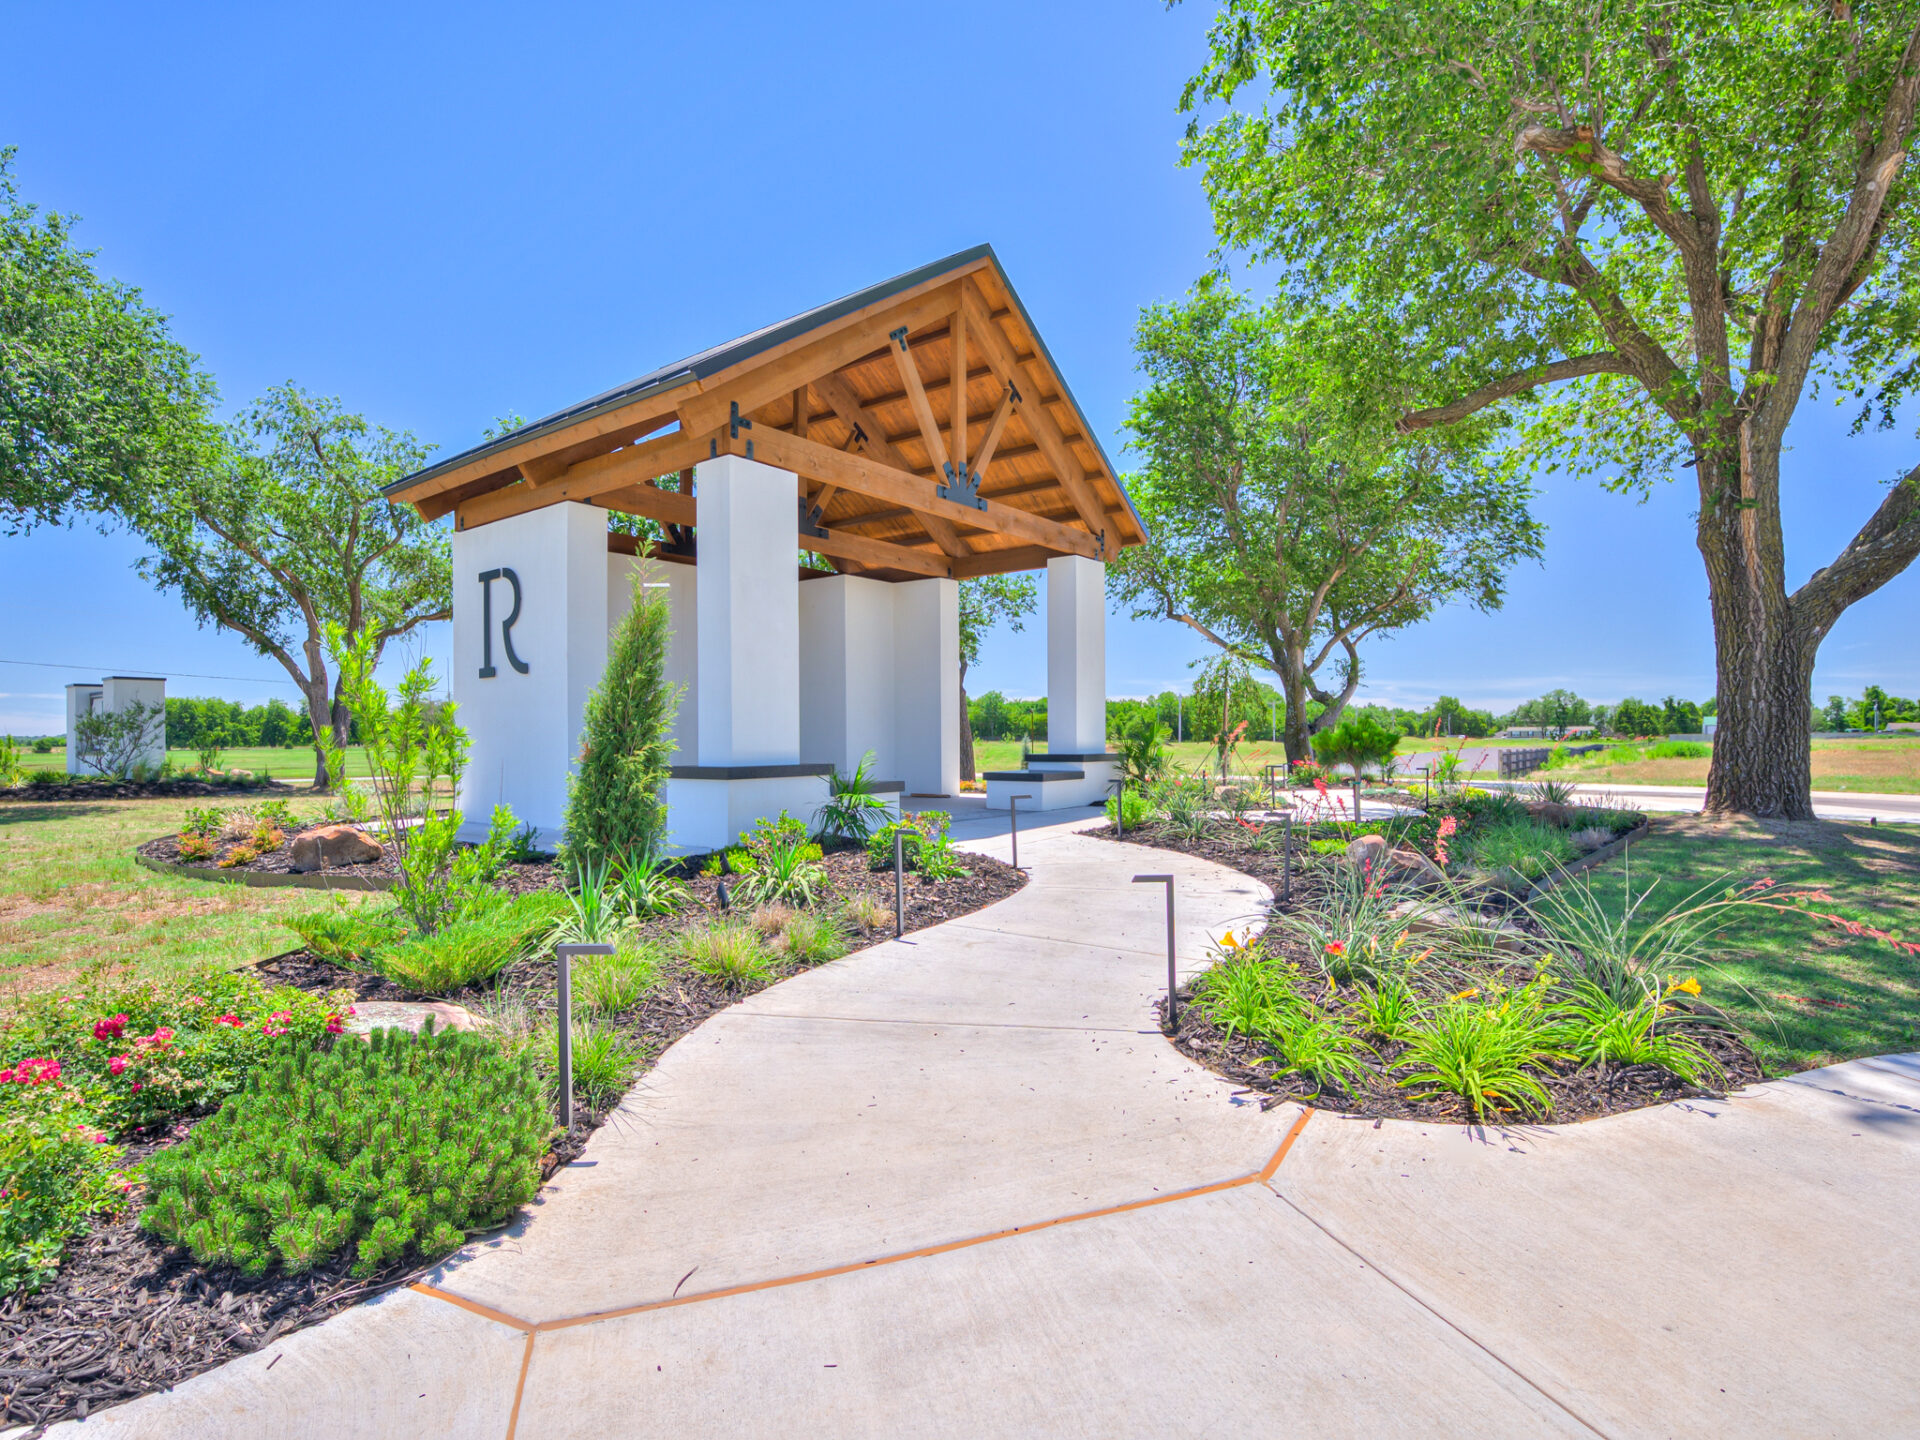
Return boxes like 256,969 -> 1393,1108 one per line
0,796 -> 370,990
1578,815 -> 1920,1075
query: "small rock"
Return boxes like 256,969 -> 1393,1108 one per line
1385,843 -> 1448,884
1389,899 -> 1530,951
1345,834 -> 1389,866
287,823 -> 382,872
344,1001 -> 486,1037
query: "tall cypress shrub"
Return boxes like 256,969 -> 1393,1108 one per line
566,565 -> 680,859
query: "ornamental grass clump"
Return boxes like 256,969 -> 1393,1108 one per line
676,922 -> 773,989
140,1025 -> 546,1278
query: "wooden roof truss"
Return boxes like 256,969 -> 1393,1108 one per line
388,252 -> 1144,582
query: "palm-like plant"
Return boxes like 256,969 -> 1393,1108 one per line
815,751 -> 891,843
1116,714 -> 1170,786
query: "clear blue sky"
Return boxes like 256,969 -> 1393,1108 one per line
2,1 -> 1914,735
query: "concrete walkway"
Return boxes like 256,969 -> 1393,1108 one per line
52,813 -> 1920,1439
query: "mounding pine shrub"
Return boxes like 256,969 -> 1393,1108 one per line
141,1025 -> 547,1277
565,565 -> 681,862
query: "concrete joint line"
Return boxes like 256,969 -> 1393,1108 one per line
1267,1190 -> 1616,1439
1780,1075 -> 1920,1117
415,1107 -> 1317,1348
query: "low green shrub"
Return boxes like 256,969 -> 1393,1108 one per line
781,910 -> 850,966
735,837 -> 826,907
141,1025 -> 547,1277
578,944 -> 661,1015
374,894 -> 560,993
1460,817 -> 1577,880
1104,787 -> 1150,829
0,1081 -> 126,1295
543,1022 -> 643,1111
1552,979 -> 1723,1084
867,810 -> 951,870
676,922 -> 773,989
1395,977 -> 1565,1118
284,904 -> 410,968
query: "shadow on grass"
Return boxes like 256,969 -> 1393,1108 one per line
0,804 -> 126,826
1581,817 -> 1920,1075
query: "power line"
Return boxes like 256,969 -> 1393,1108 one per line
0,657 -> 299,688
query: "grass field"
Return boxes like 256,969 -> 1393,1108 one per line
1579,815 -> 1920,1074
1547,738 -> 1920,794
0,797 -> 370,992
16,745 -> 382,784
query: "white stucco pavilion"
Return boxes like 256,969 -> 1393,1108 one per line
385,247 -> 1146,854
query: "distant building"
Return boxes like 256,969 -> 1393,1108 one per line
64,676 -> 167,776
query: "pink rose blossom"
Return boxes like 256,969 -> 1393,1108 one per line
92,1014 -> 128,1042
109,1055 -> 130,1076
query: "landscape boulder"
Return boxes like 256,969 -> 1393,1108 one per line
1526,800 -> 1580,828
287,823 -> 382,872
1344,833 -> 1448,885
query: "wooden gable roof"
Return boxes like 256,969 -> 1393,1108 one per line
385,245 -> 1145,580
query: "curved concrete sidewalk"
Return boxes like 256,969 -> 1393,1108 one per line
50,815 -> 1920,1439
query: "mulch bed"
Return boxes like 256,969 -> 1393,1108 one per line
1109,815 -> 1767,1126
0,841 -> 1024,1435
1,777 -> 289,804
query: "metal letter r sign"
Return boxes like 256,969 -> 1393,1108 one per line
477,568 -> 530,678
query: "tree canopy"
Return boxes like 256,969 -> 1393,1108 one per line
1111,284 -> 1542,762
0,149 -> 214,533
1180,0 -> 1920,815
136,385 -> 450,790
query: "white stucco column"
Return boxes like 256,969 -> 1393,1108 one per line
452,501 -> 609,845
799,574 -> 898,778
694,454 -> 799,766
893,576 -> 960,796
1047,554 -> 1108,753
605,551 -> 696,766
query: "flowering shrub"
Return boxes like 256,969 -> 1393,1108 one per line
0,1080 -> 125,1295
142,1024 -> 547,1277
1,973 -> 354,1134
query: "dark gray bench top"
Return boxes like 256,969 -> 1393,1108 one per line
981,769 -> 1086,782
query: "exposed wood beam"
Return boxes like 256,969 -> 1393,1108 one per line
887,325 -> 950,476
810,372 -> 970,560
807,527 -> 951,578
731,426 -> 1099,560
791,385 -> 809,440
959,277 -> 1111,551
677,283 -> 963,437
831,474 -> 1059,531
455,425 -> 718,530
596,482 -> 696,528
972,383 -> 1018,485
949,306 -> 967,474
404,393 -> 687,506
949,545 -> 1059,578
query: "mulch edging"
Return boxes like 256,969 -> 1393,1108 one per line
0,844 -> 1026,1435
133,852 -> 392,893
1108,814 -> 1766,1127
0,778 -> 290,804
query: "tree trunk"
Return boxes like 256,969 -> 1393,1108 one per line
1279,652 -> 1314,767
959,664 -> 976,784
1694,436 -> 1813,819
301,677 -> 335,793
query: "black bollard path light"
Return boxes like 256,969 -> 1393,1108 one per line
1132,873 -> 1177,1030
552,943 -> 613,1133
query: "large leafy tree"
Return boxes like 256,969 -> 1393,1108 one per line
1,149 -> 214,531
1112,286 -> 1542,764
1181,0 -> 1920,817
137,385 -> 450,790
958,575 -> 1038,781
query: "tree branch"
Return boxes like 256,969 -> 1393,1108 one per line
1398,352 -> 1635,431
1791,468 -> 1920,643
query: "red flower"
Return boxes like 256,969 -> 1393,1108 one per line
130,1081 -> 143,1093
1325,941 -> 1346,957
92,1014 -> 128,1042
211,1014 -> 243,1028
109,1055 -> 129,1076
7,1058 -> 60,1086
324,1014 -> 345,1035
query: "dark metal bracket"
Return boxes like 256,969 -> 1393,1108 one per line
798,495 -> 828,539
889,325 -> 910,351
937,461 -> 986,511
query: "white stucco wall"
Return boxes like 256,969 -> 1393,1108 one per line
453,501 -> 609,844
799,574 -> 899,779
694,455 -> 799,766
893,577 -> 960,796
605,552 -> 695,769
1047,555 -> 1108,754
